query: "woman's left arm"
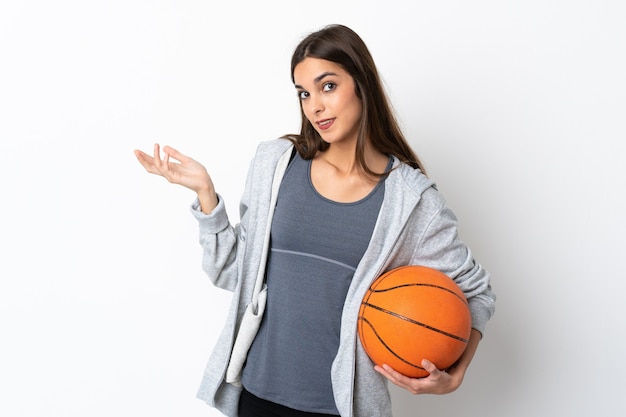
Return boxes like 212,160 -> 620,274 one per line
374,328 -> 482,394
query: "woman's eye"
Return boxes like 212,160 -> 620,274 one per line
322,82 -> 336,92
298,90 -> 309,100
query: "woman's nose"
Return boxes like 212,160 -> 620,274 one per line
311,94 -> 324,114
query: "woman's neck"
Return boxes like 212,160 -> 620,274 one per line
318,140 -> 388,179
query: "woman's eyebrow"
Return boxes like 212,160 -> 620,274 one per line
314,71 -> 337,83
294,71 -> 338,89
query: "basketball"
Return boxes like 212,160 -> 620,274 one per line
358,265 -> 472,378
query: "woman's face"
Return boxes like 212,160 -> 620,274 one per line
293,57 -> 363,146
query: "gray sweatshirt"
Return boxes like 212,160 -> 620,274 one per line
191,138 -> 496,416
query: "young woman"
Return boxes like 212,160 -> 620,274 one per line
135,24 -> 495,417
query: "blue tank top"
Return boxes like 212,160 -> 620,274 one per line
241,152 -> 388,414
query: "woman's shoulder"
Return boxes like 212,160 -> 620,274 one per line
388,162 -> 455,228
246,138 -> 294,179
255,138 -> 294,155
390,158 -> 438,199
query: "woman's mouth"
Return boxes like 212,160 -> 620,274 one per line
316,118 -> 335,131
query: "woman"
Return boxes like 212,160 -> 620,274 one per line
135,24 -> 495,417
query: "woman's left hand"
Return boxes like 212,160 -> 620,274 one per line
374,359 -> 463,395
375,328 -> 482,395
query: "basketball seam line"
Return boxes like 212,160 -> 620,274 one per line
370,283 -> 468,305
361,302 -> 470,343
359,317 -> 425,371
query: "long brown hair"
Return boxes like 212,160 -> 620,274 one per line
283,24 -> 426,176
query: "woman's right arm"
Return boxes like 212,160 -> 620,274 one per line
135,144 -> 239,291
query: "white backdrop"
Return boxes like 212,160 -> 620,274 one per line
1,1 -> 625,416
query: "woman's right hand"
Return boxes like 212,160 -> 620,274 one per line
134,144 -> 218,214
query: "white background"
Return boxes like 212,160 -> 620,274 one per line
1,1 -> 625,416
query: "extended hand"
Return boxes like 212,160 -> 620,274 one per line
134,144 -> 212,192
134,144 -> 218,213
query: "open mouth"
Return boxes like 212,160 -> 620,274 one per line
317,118 -> 335,130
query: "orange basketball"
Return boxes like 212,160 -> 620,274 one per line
358,265 -> 471,378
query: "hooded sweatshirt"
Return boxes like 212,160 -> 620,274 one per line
191,138 -> 496,417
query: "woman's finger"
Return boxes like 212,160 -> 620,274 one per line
421,359 -> 439,375
134,149 -> 158,174
163,145 -> 195,166
153,143 -> 163,169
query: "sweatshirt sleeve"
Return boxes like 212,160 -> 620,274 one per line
413,198 -> 496,335
190,195 -> 241,292
189,144 -> 264,292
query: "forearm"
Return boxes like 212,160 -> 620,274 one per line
448,328 -> 482,384
190,195 -> 240,292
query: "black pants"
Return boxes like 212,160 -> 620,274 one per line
238,388 -> 340,417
